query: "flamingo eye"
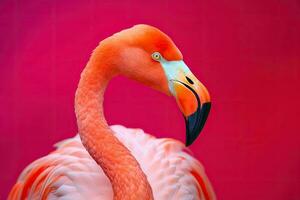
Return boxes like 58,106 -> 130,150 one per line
151,52 -> 162,61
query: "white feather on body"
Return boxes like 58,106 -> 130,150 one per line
15,125 -> 214,200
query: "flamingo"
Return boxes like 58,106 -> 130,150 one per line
8,25 -> 216,200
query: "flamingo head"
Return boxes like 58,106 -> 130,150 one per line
110,24 -> 211,146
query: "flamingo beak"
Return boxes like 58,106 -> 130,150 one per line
160,60 -> 211,146
170,78 -> 211,146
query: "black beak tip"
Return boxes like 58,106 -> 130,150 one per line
185,102 -> 211,147
185,136 -> 194,147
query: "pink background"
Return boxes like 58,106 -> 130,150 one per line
1,0 -> 299,199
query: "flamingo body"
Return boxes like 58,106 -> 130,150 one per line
9,25 -> 216,199
9,125 -> 214,200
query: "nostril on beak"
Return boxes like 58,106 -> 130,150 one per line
186,76 -> 194,85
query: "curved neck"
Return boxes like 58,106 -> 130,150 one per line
75,44 -> 153,200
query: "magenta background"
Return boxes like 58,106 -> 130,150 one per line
0,0 -> 299,199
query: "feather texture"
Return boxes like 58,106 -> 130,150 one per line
9,125 -> 215,200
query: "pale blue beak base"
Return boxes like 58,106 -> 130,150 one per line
159,59 -> 193,96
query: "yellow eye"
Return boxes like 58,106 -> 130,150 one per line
151,52 -> 161,61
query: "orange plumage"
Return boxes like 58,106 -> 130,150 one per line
9,25 -> 215,200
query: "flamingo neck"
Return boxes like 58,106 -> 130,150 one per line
75,44 -> 153,200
